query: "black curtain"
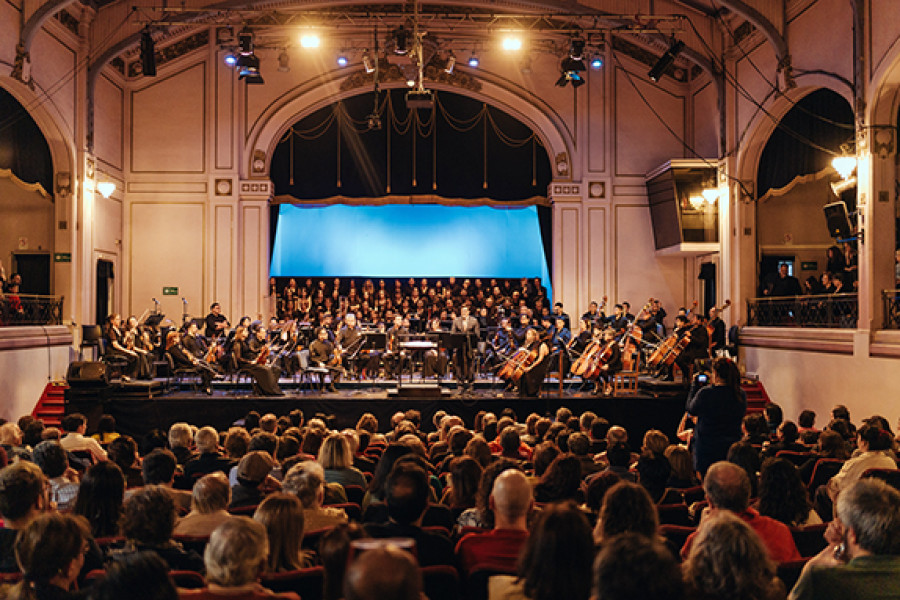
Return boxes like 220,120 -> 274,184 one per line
0,88 -> 53,194
756,89 -> 854,198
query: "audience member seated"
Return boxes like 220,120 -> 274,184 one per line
0,422 -> 31,462
683,511 -> 785,600
664,444 -> 699,489
762,421 -> 809,458
568,432 -> 601,479
489,502 -> 594,600
281,461 -> 348,531
319,432 -> 368,490
107,435 -> 144,488
90,414 -> 121,447
231,451 -> 277,510
183,427 -> 235,483
526,442 -> 558,486
343,544 -> 423,600
755,458 -> 822,527
320,523 -> 368,600
59,413 -> 107,463
174,472 -> 234,537
73,461 -> 125,539
533,455 -> 583,504
32,441 -> 80,511
0,462 -> 53,572
167,423 -> 196,468
595,442 -> 637,483
133,449 -> 193,514
790,478 -> 900,600
457,459 -> 522,529
363,444 -> 414,508
798,430 -> 850,484
797,410 -> 820,445
592,533 -> 684,600
91,551 -> 178,600
726,440 -> 762,498
681,461 -> 801,563
363,462 -> 454,567
817,423 -> 896,521
635,430 -> 672,503
253,493 -> 313,572
593,426 -> 639,468
5,513 -> 91,600
180,517 -> 300,600
455,469 -> 532,575
593,481 -> 661,548
111,485 -> 204,572
440,457 -> 482,518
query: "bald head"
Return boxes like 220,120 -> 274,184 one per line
490,470 -> 532,528
344,546 -> 422,600
703,461 -> 751,512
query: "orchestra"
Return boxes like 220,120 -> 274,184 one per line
99,276 -> 724,397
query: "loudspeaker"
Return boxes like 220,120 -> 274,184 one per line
66,361 -> 108,386
824,201 -> 852,239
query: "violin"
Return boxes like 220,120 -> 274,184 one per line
255,344 -> 270,364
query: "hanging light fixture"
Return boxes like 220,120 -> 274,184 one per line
648,39 -> 684,82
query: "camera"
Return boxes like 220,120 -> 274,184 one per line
696,373 -> 709,384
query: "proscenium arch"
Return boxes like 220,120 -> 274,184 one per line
248,78 -> 572,185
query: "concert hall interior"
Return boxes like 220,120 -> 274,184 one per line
2,0 -> 900,435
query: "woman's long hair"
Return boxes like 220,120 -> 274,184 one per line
757,458 -> 813,526
73,461 -> 126,538
712,357 -> 742,398
253,493 -> 308,572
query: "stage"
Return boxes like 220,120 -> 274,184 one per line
64,376 -> 690,443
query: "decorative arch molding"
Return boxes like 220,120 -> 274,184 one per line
867,34 -> 900,143
0,76 -> 76,195
247,74 -> 573,186
733,79 -> 853,191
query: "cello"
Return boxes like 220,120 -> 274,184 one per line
497,347 -> 537,382
570,336 -> 602,377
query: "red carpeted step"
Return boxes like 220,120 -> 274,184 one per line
32,382 -> 69,426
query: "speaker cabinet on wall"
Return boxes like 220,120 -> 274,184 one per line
824,201 -> 853,239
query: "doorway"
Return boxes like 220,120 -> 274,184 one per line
96,259 -> 114,325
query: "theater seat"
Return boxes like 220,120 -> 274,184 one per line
259,566 -> 325,600
776,558 -> 810,591
659,524 -> 696,560
861,468 -> 900,492
465,564 -> 517,600
790,524 -> 828,558
421,564 -> 460,600
656,503 -> 692,527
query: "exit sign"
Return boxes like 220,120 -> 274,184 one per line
54,253 -> 71,263
162,287 -> 179,295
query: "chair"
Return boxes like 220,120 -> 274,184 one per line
807,458 -> 845,492
776,450 -> 815,467
656,503 -> 692,527
422,503 -> 455,530
173,534 -> 210,556
99,338 -> 130,381
260,566 -> 325,600
657,488 -> 685,505
790,523 -> 828,557
421,565 -> 460,600
324,502 -> 362,522
301,527 -> 334,553
776,559 -> 810,591
422,525 -> 451,538
166,352 -> 202,392
659,524 -> 695,559
0,572 -> 23,584
343,484 -> 366,506
613,371 -> 639,395
680,485 -> 706,505
296,349 -> 329,391
80,325 -> 103,361
465,564 -> 516,600
227,504 -> 258,516
170,571 -> 206,589
861,467 -> 900,491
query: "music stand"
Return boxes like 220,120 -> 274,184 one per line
144,314 -> 165,328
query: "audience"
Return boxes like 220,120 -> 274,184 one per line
59,413 -> 107,463
343,544 -> 422,600
1,401 -> 897,600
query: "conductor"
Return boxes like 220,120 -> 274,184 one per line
451,305 -> 480,391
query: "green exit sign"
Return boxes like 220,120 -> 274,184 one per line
801,261 -> 818,271
54,253 -> 71,263
162,287 -> 179,296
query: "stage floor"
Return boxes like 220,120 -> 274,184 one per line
65,375 -> 689,444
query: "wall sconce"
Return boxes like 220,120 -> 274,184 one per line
831,154 -> 857,180
96,181 -> 116,198
56,172 -> 71,196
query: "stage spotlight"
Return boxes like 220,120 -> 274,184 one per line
140,28 -> 156,76
648,39 -> 684,82
337,53 -> 349,67
237,54 -> 264,84
300,33 -> 320,48
569,38 -> 585,60
277,50 -> 290,72
362,50 -> 375,74
590,53 -> 603,70
223,52 -> 238,67
392,26 -> 410,55
502,35 -> 522,51
468,53 -> 479,68
556,70 -> 585,88
444,51 -> 456,74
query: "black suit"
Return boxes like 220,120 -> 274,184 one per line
451,316 -> 479,383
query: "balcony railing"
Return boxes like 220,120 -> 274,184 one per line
747,293 -> 858,328
0,294 -> 64,326
883,289 -> 900,329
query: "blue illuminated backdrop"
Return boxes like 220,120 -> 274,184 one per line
270,203 -> 551,300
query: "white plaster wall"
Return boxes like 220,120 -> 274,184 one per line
742,345 -> 900,431
29,29 -> 77,138
96,75 -> 125,172
0,342 -> 72,422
